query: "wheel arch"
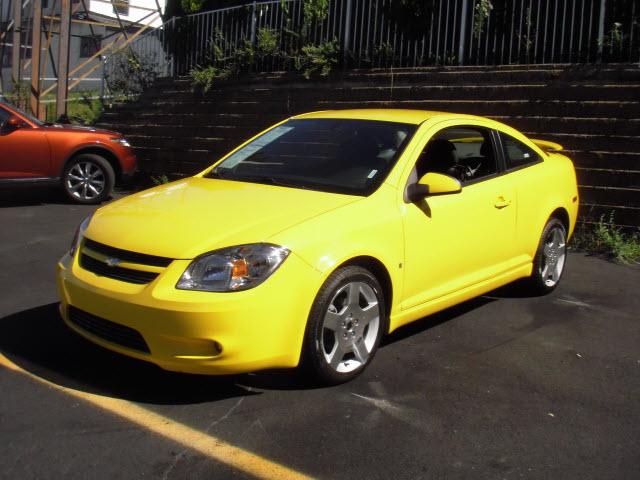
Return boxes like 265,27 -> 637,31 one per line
61,147 -> 122,181
549,206 -> 571,233
334,255 -> 394,332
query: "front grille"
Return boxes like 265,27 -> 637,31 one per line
79,238 -> 173,285
83,238 -> 172,267
80,253 -> 159,284
68,306 -> 150,353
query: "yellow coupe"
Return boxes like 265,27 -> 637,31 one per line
57,109 -> 579,384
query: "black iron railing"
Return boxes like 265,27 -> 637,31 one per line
106,0 -> 640,81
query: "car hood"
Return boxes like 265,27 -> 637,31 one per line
85,177 -> 361,259
44,124 -> 118,135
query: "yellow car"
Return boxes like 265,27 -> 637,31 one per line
57,109 -> 578,384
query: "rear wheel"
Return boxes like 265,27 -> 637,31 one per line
62,154 -> 115,204
302,266 -> 385,385
527,218 -> 567,294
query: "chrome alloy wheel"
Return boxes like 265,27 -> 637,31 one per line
540,226 -> 566,287
321,281 -> 381,373
65,161 -> 106,201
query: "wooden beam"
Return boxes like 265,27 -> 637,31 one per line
11,0 -> 22,85
42,15 -> 122,28
56,0 -> 71,119
66,21 -> 153,91
30,0 -> 42,118
40,13 -> 157,97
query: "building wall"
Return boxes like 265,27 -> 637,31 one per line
1,0 -> 165,94
89,0 -> 165,28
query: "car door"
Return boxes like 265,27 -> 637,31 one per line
0,105 -> 51,179
400,123 -> 518,311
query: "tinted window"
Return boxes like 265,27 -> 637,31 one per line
501,133 -> 542,169
208,118 -> 417,196
0,107 -> 9,127
415,126 -> 497,183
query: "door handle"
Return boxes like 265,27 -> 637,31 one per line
494,197 -> 512,209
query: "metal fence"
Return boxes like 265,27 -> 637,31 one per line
111,0 -> 640,80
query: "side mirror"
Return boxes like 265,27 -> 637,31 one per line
407,172 -> 462,202
3,115 -> 24,131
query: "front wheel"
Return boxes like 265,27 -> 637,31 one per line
62,154 -> 115,204
527,218 -> 568,294
302,266 -> 386,385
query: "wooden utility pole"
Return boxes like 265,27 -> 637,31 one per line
11,0 -> 22,85
29,0 -> 42,118
56,0 -> 71,119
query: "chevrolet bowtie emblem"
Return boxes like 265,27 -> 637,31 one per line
105,257 -> 122,267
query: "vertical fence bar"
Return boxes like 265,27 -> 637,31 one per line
250,1 -> 256,44
343,0 -> 353,62
597,0 -> 606,61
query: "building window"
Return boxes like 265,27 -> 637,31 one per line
113,0 -> 130,16
80,35 -> 101,58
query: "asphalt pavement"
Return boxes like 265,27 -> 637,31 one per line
1,186 -> 639,480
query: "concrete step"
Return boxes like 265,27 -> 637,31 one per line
97,123 -> 259,139
567,150 -> 640,170
106,98 -> 640,119
148,84 -> 640,103
149,64 -> 640,90
577,204 -> 640,228
488,116 -> 640,137
520,132 -> 640,153
99,111 -> 283,127
576,168 -> 640,189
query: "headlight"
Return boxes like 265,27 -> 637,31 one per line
110,137 -> 131,147
177,244 -> 290,292
70,214 -> 93,256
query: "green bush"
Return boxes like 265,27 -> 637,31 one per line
6,81 -> 30,110
295,39 -> 339,79
256,28 -> 280,57
571,212 -> 640,264
190,65 -> 231,94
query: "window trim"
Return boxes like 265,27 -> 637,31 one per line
404,124 -> 505,201
497,131 -> 544,173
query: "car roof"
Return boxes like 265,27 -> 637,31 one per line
292,109 -> 485,125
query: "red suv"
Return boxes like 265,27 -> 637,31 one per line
0,101 -> 136,203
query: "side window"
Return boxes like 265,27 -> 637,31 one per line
500,133 -> 542,169
0,107 -> 9,128
415,126 -> 498,184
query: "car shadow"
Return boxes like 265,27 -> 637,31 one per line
0,285 -> 537,397
0,303 -> 259,404
382,295 -> 495,346
0,185 -> 70,207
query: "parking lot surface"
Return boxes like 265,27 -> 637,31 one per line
1,187 -> 639,480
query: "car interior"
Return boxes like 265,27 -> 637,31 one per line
415,127 -> 498,184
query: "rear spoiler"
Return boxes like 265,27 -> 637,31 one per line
531,139 -> 564,153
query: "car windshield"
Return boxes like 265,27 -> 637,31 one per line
0,101 -> 44,126
206,118 -> 417,196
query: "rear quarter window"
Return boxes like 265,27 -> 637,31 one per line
500,132 -> 542,169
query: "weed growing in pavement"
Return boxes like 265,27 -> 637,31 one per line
571,212 -> 640,264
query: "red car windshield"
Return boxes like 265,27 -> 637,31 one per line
1,101 -> 44,126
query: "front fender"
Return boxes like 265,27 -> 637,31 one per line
269,184 -> 404,315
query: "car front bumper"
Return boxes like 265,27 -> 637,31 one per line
56,249 -> 321,375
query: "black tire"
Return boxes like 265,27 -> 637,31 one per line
61,154 -> 115,204
526,218 -> 568,295
302,266 -> 386,385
